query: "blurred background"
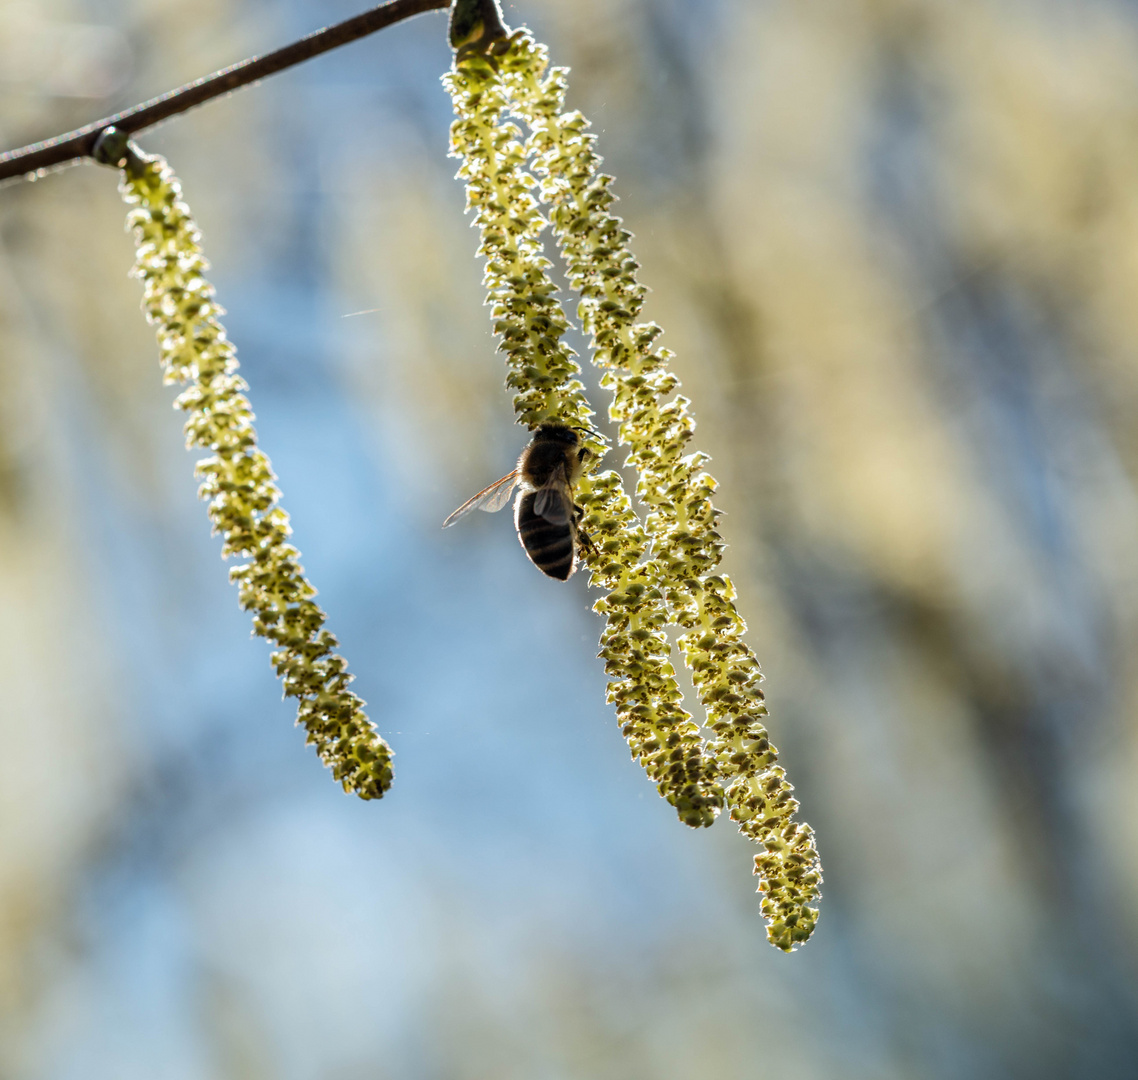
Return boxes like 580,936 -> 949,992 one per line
2,0 -> 1138,1075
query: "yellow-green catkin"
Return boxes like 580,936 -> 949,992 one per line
502,36 -> 822,950
116,147 -> 393,800
444,52 -> 723,829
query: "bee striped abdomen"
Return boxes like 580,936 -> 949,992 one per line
515,492 -> 576,580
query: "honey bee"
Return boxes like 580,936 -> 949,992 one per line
443,423 -> 593,580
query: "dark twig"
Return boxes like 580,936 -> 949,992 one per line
0,0 -> 450,184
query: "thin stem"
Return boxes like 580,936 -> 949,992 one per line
0,0 -> 450,185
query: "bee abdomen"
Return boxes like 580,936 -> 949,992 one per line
516,493 -> 576,580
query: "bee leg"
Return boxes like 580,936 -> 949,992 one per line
573,500 -> 600,555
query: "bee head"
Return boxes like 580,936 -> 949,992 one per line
532,423 -> 579,447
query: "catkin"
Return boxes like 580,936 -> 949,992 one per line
501,36 -> 822,949
112,141 -> 394,800
445,54 -> 724,829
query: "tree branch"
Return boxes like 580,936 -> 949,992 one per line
0,0 -> 450,185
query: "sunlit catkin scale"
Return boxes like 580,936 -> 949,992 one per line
502,36 -> 821,949
116,150 -> 394,800
445,51 -> 723,829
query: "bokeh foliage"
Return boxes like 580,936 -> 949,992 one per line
4,0 -> 1138,1075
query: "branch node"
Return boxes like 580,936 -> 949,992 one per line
92,128 -> 150,174
450,0 -> 509,55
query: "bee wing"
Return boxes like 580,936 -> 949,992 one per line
532,468 -> 573,526
442,471 -> 519,528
